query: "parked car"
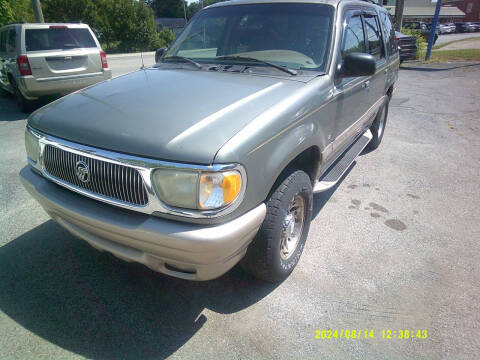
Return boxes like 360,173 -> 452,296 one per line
437,23 -> 449,34
473,22 -> 480,31
455,22 -> 476,33
21,0 -> 399,282
404,21 -> 438,44
0,23 -> 112,112
396,31 -> 417,62
443,22 -> 457,34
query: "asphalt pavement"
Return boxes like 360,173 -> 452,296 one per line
1,58 -> 479,359
435,32 -> 480,46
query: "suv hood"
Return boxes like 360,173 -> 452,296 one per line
29,68 -> 305,164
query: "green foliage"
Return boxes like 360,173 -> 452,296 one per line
1,0 -> 34,26
0,0 -> 14,27
401,27 -> 425,46
400,28 -> 426,60
187,0 -> 229,19
153,0 -> 185,19
40,0 -> 161,53
158,28 -> 176,48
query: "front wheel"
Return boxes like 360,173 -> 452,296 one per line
241,169 -> 313,282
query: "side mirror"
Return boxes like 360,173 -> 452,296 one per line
155,48 -> 167,63
340,53 -> 376,77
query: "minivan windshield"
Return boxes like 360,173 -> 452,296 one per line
25,28 -> 97,52
164,3 -> 334,72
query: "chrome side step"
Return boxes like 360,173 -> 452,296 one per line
313,129 -> 373,193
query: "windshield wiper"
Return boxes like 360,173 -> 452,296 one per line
215,55 -> 297,76
162,55 -> 202,69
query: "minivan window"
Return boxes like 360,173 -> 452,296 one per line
342,15 -> 366,58
6,29 -> 16,53
166,3 -> 334,71
364,15 -> 384,60
0,30 -> 6,53
25,28 -> 97,51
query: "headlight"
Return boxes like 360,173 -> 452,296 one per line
152,167 -> 243,211
152,168 -> 199,209
25,127 -> 40,163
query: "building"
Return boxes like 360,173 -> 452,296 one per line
444,0 -> 480,21
155,18 -> 186,36
384,0 -> 466,22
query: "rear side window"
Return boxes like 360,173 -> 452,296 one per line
25,28 -> 97,52
364,15 -> 384,60
6,29 -> 16,53
0,30 -> 6,53
380,12 -> 397,56
342,15 -> 366,58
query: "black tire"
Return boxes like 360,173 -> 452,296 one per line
241,169 -> 313,282
12,80 -> 34,113
367,96 -> 389,151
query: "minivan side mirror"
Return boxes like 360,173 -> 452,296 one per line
155,48 -> 167,63
339,53 -> 376,77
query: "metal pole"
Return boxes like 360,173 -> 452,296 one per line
425,0 -> 442,60
31,0 -> 44,23
183,0 -> 187,21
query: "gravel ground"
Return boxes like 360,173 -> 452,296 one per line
1,61 -> 479,360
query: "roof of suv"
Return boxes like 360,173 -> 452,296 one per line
1,23 -> 91,30
207,0 -> 383,9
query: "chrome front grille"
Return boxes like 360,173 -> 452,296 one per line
43,145 -> 148,206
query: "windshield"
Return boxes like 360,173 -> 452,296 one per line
25,28 -> 97,52
165,3 -> 334,72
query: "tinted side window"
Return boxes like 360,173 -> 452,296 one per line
364,15 -> 384,60
0,30 -> 6,53
380,12 -> 397,56
342,15 -> 365,58
6,29 -> 16,53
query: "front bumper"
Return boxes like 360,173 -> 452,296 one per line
20,166 -> 266,280
19,70 -> 112,99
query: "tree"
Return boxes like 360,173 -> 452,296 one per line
42,0 -> 162,53
187,0 -> 229,19
152,0 -> 185,18
395,0 -> 405,32
1,0 -> 35,25
0,0 -> 14,27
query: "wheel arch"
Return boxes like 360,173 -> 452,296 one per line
265,145 -> 321,200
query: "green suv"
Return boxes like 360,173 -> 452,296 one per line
21,0 -> 399,282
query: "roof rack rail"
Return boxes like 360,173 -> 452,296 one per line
5,21 -> 26,25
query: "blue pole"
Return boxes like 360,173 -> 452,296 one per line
425,0 -> 442,60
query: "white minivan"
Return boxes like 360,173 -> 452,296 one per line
0,23 -> 112,112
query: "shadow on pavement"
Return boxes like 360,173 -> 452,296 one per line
0,220 -> 280,360
400,62 -> 480,72
312,162 -> 355,219
0,94 -> 27,122
0,93 -> 56,122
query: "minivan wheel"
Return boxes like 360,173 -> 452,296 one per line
13,82 -> 34,113
241,169 -> 312,282
367,96 -> 389,150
